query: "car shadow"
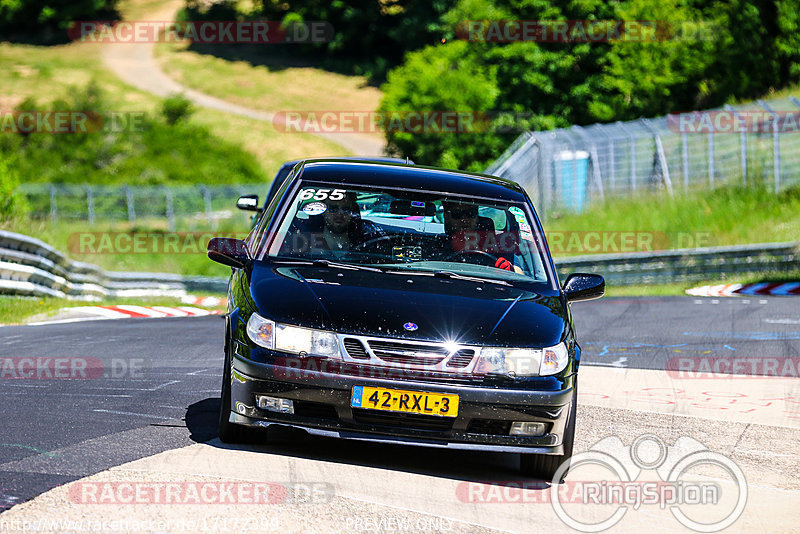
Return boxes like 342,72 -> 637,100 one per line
184,397 -> 553,489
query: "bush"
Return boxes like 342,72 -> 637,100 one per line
0,0 -> 119,43
161,94 -> 195,125
0,157 -> 28,222
379,41 -> 509,171
1,82 -> 266,186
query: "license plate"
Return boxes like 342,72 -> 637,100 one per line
351,386 -> 459,417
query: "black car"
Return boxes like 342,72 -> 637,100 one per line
208,159 -> 603,480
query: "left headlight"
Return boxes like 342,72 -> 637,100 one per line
274,323 -> 341,358
476,342 -> 569,376
246,313 -> 341,359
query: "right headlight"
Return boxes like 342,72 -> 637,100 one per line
246,313 -> 341,359
476,342 -> 569,376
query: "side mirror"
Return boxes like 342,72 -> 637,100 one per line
563,273 -> 605,302
207,237 -> 250,269
236,195 -> 261,212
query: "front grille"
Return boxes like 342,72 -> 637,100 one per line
352,409 -> 454,432
367,340 -> 449,365
293,401 -> 338,420
343,338 -> 370,360
446,349 -> 475,368
467,419 -> 512,435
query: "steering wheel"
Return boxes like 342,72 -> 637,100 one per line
445,249 -> 501,267
351,235 -> 400,252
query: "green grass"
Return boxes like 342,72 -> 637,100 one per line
0,39 -> 347,182
155,40 -> 383,131
0,295 -> 224,326
602,283 -> 692,297
545,183 -> 800,256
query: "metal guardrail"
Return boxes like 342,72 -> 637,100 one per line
0,230 -> 228,300
553,241 -> 800,286
1,230 -> 796,297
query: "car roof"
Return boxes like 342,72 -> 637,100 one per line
277,156 -> 410,170
294,159 -> 528,202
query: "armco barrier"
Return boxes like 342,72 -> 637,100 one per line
0,230 -> 227,300
1,230 -> 797,296
553,241 -> 799,286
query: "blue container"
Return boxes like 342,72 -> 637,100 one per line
555,150 -> 589,212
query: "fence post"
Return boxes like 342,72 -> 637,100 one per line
641,119 -> 673,196
49,185 -> 57,222
617,122 -> 636,193
164,188 -> 175,231
86,185 -> 94,225
758,100 -> 781,193
681,132 -> 689,191
725,105 -> 747,185
202,187 -> 212,225
125,186 -> 136,225
707,132 -> 715,186
609,139 -> 616,192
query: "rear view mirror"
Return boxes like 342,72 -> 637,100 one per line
563,273 -> 605,302
236,195 -> 261,212
388,200 -> 436,217
207,237 -> 250,269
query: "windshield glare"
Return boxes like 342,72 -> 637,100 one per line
260,183 -> 550,284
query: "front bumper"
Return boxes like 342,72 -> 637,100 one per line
229,353 -> 576,454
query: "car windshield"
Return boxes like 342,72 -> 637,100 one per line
258,182 -> 551,284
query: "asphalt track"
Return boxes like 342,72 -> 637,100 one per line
0,296 -> 798,532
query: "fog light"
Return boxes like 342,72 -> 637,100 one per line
509,421 -> 547,436
256,395 -> 294,414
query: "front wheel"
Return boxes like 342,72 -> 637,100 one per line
520,381 -> 577,482
217,331 -> 252,443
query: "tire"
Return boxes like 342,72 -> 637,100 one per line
520,381 -> 578,482
217,328 -> 252,444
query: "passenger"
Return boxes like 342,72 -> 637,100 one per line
441,201 -> 521,272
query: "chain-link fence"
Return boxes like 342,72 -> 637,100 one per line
18,183 -> 262,228
486,96 -> 800,220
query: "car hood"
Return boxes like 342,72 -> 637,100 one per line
249,264 -> 567,347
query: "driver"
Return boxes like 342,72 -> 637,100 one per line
279,192 -> 383,258
441,201 -> 521,272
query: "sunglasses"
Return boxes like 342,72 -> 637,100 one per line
326,206 -> 357,214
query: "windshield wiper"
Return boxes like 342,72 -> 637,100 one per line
271,257 -> 384,273
384,268 -> 509,286
433,270 -> 510,285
